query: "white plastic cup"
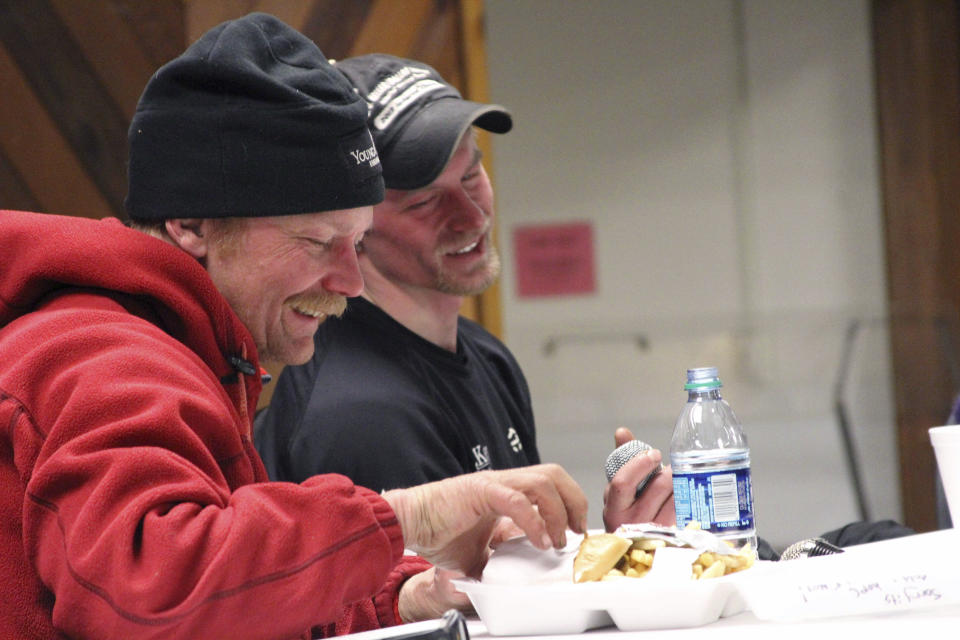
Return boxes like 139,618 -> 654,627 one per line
929,425 -> 960,524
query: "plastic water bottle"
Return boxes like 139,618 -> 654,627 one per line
670,366 -> 758,553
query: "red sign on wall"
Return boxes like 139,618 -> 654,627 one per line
513,221 -> 596,298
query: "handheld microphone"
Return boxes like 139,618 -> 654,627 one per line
604,439 -> 665,500
779,537 -> 844,561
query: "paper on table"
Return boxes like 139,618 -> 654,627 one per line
743,528 -> 960,622
480,535 -> 579,585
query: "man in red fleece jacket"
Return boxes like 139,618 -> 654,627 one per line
0,13 -> 587,640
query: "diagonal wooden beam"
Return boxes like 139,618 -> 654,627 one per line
0,147 -> 42,212
349,0 -> 433,56
184,0 -> 258,42
408,1 -> 461,85
49,0 -> 157,121
183,0 -> 335,42
251,0 -> 316,32
0,42 -> 113,218
303,0 -> 373,61
0,0 -> 129,217
112,0 -> 186,68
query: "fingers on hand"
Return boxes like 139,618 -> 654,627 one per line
607,449 -> 662,506
614,427 -> 635,447
538,463 -> 589,534
486,464 -> 588,549
603,455 -> 675,530
483,477 -> 552,549
644,468 -> 675,519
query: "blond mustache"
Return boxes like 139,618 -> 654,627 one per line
287,291 -> 347,318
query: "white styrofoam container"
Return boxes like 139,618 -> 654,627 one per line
454,532 -> 758,635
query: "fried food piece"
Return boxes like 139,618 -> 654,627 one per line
573,533 -> 632,583
691,542 -> 754,579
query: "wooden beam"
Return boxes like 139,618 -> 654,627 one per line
410,0 -> 461,84
183,0 -> 257,42
0,42 -> 113,218
303,0 -> 373,61
0,0 -> 130,217
872,0 -> 960,531
458,0 -> 503,339
49,0 -> 157,120
252,0 -> 316,31
349,0 -> 433,56
182,0 -> 320,41
112,0 -> 187,68
0,148 -> 42,212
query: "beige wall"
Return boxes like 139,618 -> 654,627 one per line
486,0 -> 895,548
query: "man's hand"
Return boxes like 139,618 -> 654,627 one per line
602,427 -> 675,531
396,519 -> 530,622
383,464 -> 588,578
398,567 -> 473,622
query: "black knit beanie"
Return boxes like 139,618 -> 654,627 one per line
124,13 -> 383,221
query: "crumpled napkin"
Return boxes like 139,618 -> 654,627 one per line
480,534 -> 582,585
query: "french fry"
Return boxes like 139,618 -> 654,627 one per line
698,558 -> 727,579
629,548 -> 654,567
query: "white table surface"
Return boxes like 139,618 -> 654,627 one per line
466,603 -> 960,639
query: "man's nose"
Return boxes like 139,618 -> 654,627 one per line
321,243 -> 364,297
446,189 -> 487,232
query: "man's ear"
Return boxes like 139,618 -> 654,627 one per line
164,219 -> 210,259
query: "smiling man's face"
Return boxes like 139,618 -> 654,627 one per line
359,133 -> 501,298
202,208 -> 371,365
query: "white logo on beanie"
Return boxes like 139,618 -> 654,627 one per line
373,79 -> 444,131
338,129 -> 382,183
349,143 -> 380,168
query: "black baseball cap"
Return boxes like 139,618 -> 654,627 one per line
335,54 -> 512,190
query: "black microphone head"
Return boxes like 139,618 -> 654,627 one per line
604,439 -> 665,499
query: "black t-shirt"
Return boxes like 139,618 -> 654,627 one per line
255,297 -> 539,491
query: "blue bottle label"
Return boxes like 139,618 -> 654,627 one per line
673,465 -> 754,533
